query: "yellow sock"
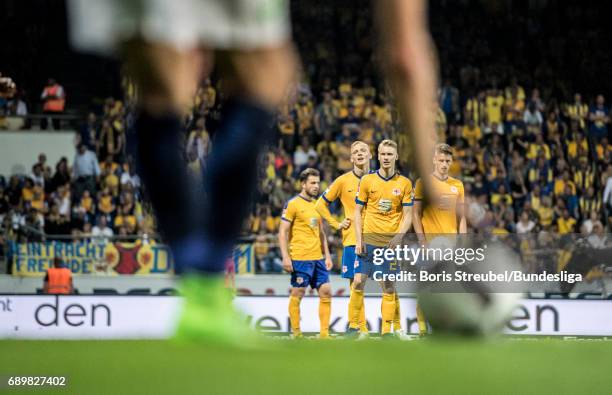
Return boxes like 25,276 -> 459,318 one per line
416,302 -> 427,335
381,293 -> 395,335
319,296 -> 331,338
289,295 -> 302,336
392,293 -> 401,331
348,288 -> 364,329
359,301 -> 368,333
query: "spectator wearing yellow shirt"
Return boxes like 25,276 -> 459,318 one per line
462,117 -> 482,146
490,184 -> 513,206
114,204 -> 137,233
21,178 -> 34,204
97,188 -> 115,219
485,88 -> 504,135
557,209 -> 576,234
553,170 -> 576,196
295,93 -> 314,136
595,136 -> 611,163
504,78 -> 526,102
566,132 -> 589,161
579,186 -> 602,219
464,91 -> 486,127
526,134 -> 551,161
564,93 -> 589,130
277,104 -> 296,152
504,86 -> 525,131
573,158 -> 595,191
30,183 -> 46,212
536,196 -> 554,228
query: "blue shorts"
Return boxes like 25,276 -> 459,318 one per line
341,246 -> 357,279
291,259 -> 330,289
354,244 -> 399,278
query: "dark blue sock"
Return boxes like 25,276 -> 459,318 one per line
134,110 -> 206,272
194,98 -> 275,273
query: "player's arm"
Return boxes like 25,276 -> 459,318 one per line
412,179 -> 426,244
316,180 -> 349,230
354,177 -> 369,255
354,203 -> 365,255
278,220 -> 292,272
319,220 -> 333,270
315,197 -> 343,230
279,202 -> 295,273
376,0 -> 437,198
457,183 -> 467,234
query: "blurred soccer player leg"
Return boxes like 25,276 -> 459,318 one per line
318,283 -> 332,339
200,46 -> 298,270
375,0 -> 438,197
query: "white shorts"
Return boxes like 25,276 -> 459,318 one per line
68,0 -> 291,55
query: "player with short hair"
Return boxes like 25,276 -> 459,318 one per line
413,143 -> 467,335
315,141 -> 371,338
348,139 -> 413,339
279,168 -> 333,339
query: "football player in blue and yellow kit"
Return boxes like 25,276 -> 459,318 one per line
413,143 -> 467,335
315,141 -> 371,338
348,139 -> 413,339
279,168 -> 333,339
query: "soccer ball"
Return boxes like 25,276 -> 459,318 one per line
417,244 -> 522,336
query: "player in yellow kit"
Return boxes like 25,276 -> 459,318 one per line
316,141 -> 406,339
348,140 -> 413,339
279,168 -> 333,339
413,143 -> 467,335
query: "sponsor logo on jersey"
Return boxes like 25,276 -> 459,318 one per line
378,199 -> 392,213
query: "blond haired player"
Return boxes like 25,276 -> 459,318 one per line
314,141 -> 364,339
348,140 -> 413,339
413,143 -> 467,335
279,168 -> 333,339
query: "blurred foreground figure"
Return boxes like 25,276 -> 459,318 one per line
69,0 -> 298,343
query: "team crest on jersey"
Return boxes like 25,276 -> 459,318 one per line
378,199 -> 392,213
309,217 -> 318,228
450,186 -> 458,193
392,188 -> 401,196
296,277 -> 304,284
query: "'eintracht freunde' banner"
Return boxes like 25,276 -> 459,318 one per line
9,242 -> 255,276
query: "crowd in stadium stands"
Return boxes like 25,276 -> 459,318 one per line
1,1 -> 612,274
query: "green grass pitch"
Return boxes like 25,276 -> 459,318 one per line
0,337 -> 609,394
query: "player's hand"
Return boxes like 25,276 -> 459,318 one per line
338,218 -> 351,230
325,256 -> 333,271
355,242 -> 365,256
282,256 -> 293,273
388,233 -> 405,249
